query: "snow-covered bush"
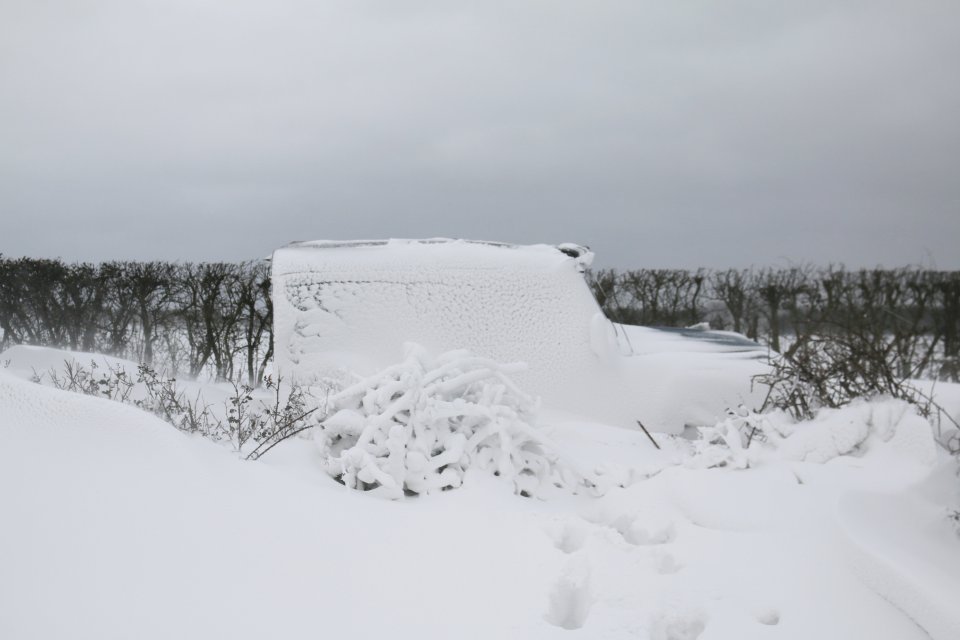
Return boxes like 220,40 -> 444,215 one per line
31,358 -> 322,459
691,399 -> 951,473
754,333 -> 938,421
689,405 -> 785,469
244,374 -> 329,460
35,358 -> 136,402
315,343 -> 595,499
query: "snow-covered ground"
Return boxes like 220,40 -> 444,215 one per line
2,343 -> 958,640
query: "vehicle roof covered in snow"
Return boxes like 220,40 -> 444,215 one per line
273,238 -> 594,272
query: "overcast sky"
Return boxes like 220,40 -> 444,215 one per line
2,1 -> 958,268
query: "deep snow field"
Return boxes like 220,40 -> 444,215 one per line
2,343 -> 959,640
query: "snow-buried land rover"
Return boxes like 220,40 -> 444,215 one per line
272,239 -> 765,433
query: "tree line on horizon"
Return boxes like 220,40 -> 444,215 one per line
0,256 -> 958,383
0,257 -> 272,384
587,266 -> 960,381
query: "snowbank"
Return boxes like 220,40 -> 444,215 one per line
838,470 -> 960,640
779,400 -> 939,469
617,324 -> 768,432
0,369 -> 560,639
3,345 -> 955,640
1,343 -> 141,379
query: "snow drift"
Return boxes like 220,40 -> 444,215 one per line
2,348 -> 958,640
0,368 -> 559,639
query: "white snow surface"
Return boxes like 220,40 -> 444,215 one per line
272,239 -> 767,432
2,345 -> 959,640
0,344 -> 260,419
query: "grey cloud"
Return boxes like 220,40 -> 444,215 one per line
1,1 -> 958,268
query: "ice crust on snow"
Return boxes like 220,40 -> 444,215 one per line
273,239 -> 650,429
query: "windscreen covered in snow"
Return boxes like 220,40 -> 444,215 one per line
271,239 -> 650,429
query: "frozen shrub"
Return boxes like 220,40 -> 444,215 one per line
316,343 -> 595,499
244,374 -> 328,460
752,333 -> 928,420
37,358 -> 136,402
689,405 -> 785,469
31,358 -> 320,459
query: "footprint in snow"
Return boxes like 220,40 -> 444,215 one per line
611,514 -> 675,546
544,557 -> 592,630
550,521 -> 589,554
753,607 -> 780,626
649,608 -> 707,640
653,551 -> 683,575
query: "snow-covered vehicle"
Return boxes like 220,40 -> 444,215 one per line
271,239 -> 767,433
